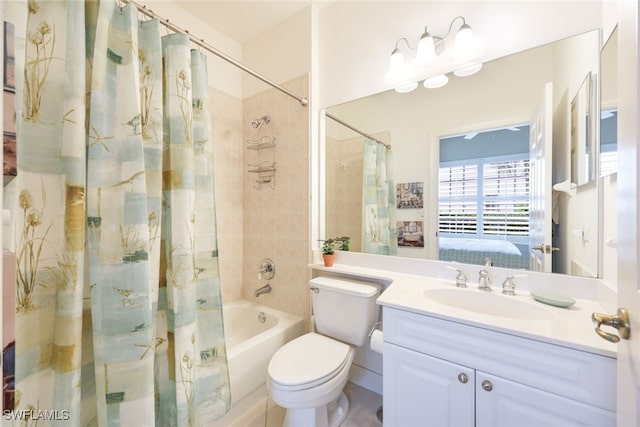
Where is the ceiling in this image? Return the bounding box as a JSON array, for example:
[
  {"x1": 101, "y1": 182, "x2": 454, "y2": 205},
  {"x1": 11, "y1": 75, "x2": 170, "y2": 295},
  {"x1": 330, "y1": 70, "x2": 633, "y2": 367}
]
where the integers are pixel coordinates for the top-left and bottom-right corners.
[{"x1": 174, "y1": 0, "x2": 314, "y2": 44}]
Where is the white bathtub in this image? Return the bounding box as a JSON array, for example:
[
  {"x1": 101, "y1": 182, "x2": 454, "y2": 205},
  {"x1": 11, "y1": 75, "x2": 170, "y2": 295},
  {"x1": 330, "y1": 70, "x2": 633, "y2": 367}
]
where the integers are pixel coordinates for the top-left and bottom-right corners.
[{"x1": 223, "y1": 300, "x2": 305, "y2": 405}]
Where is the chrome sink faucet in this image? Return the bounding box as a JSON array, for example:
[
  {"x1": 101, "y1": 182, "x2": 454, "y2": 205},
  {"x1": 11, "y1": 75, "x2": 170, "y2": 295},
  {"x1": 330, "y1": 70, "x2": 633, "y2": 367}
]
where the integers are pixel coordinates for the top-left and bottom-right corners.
[
  {"x1": 454, "y1": 269, "x2": 467, "y2": 288},
  {"x1": 502, "y1": 275, "x2": 516, "y2": 295},
  {"x1": 446, "y1": 264, "x2": 467, "y2": 288},
  {"x1": 501, "y1": 274, "x2": 526, "y2": 295},
  {"x1": 478, "y1": 269, "x2": 492, "y2": 291}
]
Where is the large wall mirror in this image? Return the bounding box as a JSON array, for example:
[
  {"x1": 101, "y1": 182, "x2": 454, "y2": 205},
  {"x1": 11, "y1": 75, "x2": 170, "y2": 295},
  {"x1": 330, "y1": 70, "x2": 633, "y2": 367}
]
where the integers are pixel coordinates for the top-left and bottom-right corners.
[{"x1": 322, "y1": 29, "x2": 603, "y2": 278}]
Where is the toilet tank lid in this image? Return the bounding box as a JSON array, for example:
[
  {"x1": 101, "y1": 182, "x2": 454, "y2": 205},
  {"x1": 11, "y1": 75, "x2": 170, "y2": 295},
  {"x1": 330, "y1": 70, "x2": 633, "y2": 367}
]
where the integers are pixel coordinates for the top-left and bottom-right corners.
[{"x1": 310, "y1": 277, "x2": 381, "y2": 297}]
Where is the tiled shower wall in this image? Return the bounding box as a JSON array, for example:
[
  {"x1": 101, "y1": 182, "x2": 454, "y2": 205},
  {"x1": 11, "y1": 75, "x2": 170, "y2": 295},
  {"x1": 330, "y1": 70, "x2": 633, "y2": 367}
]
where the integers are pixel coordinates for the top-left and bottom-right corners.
[
  {"x1": 325, "y1": 135, "x2": 364, "y2": 252},
  {"x1": 242, "y1": 74, "x2": 311, "y2": 325},
  {"x1": 325, "y1": 131, "x2": 390, "y2": 253},
  {"x1": 209, "y1": 74, "x2": 310, "y2": 325},
  {"x1": 211, "y1": 89, "x2": 244, "y2": 304}
]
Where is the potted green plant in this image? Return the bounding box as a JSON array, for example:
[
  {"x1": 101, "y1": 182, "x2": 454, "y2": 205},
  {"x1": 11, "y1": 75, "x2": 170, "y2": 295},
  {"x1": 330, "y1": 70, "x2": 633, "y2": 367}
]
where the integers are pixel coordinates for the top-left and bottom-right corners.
[
  {"x1": 320, "y1": 236, "x2": 350, "y2": 267},
  {"x1": 321, "y1": 238, "x2": 337, "y2": 267},
  {"x1": 337, "y1": 236, "x2": 351, "y2": 251}
]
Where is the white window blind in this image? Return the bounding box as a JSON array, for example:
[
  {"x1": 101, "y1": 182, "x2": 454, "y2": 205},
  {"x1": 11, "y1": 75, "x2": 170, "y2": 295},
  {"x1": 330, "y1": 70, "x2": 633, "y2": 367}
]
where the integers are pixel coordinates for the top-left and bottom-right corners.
[
  {"x1": 439, "y1": 165, "x2": 478, "y2": 234},
  {"x1": 439, "y1": 158, "x2": 530, "y2": 237},
  {"x1": 483, "y1": 160, "x2": 529, "y2": 236}
]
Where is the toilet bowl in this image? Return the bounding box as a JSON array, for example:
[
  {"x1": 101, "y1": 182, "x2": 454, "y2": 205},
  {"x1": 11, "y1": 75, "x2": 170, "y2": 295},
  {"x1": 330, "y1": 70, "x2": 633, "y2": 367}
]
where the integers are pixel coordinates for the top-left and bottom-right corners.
[
  {"x1": 267, "y1": 333, "x2": 356, "y2": 427},
  {"x1": 266, "y1": 276, "x2": 382, "y2": 427}
]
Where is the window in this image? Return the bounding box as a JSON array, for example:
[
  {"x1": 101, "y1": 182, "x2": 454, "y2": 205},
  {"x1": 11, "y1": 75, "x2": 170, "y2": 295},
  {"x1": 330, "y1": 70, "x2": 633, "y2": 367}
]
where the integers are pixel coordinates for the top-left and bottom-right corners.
[
  {"x1": 439, "y1": 156, "x2": 530, "y2": 238},
  {"x1": 438, "y1": 164, "x2": 478, "y2": 234}
]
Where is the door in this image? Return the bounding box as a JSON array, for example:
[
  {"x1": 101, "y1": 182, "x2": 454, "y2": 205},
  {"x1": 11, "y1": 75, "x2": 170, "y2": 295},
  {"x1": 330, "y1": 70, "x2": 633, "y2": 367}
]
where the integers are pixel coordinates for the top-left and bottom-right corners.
[
  {"x1": 529, "y1": 82, "x2": 553, "y2": 272},
  {"x1": 614, "y1": 2, "x2": 640, "y2": 425},
  {"x1": 383, "y1": 343, "x2": 474, "y2": 426},
  {"x1": 475, "y1": 372, "x2": 615, "y2": 426}
]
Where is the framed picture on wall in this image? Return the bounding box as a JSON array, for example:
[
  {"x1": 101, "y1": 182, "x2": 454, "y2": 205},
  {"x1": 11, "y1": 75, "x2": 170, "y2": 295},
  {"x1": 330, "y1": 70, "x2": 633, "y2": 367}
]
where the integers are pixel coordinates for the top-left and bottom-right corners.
[
  {"x1": 396, "y1": 182, "x2": 424, "y2": 208},
  {"x1": 3, "y1": 83, "x2": 17, "y2": 182},
  {"x1": 3, "y1": 21, "x2": 15, "y2": 91},
  {"x1": 3, "y1": 132, "x2": 16, "y2": 179},
  {"x1": 398, "y1": 220, "x2": 424, "y2": 247}
]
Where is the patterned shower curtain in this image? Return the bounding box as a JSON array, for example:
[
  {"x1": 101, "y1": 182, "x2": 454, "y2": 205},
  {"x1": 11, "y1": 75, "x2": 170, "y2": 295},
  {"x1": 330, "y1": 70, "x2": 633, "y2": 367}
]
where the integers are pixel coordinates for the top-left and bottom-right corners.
[
  {"x1": 12, "y1": 0, "x2": 230, "y2": 425},
  {"x1": 362, "y1": 140, "x2": 397, "y2": 255}
]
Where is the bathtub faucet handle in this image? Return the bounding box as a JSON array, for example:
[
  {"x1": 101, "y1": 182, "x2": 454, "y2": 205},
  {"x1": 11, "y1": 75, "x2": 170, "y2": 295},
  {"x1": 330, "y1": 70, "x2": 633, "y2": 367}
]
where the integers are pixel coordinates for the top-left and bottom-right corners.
[{"x1": 258, "y1": 258, "x2": 276, "y2": 280}]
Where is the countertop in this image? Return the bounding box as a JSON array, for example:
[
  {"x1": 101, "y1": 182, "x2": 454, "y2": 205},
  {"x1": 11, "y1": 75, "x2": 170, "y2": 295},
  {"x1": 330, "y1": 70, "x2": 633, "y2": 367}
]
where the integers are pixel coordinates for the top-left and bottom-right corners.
[{"x1": 310, "y1": 261, "x2": 618, "y2": 359}]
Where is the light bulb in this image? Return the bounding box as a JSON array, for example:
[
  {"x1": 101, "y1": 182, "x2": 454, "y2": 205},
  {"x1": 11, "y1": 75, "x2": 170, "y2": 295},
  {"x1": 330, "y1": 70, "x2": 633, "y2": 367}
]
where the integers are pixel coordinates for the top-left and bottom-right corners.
[
  {"x1": 423, "y1": 74, "x2": 449, "y2": 89},
  {"x1": 395, "y1": 81, "x2": 419, "y2": 93},
  {"x1": 453, "y1": 63, "x2": 483, "y2": 77},
  {"x1": 454, "y1": 23, "x2": 474, "y2": 60},
  {"x1": 389, "y1": 48, "x2": 406, "y2": 81},
  {"x1": 415, "y1": 31, "x2": 437, "y2": 67}
]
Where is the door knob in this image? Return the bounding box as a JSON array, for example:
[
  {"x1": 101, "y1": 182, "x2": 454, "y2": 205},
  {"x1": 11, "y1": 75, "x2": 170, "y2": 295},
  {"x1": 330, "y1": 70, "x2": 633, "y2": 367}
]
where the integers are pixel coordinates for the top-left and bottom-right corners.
[
  {"x1": 592, "y1": 308, "x2": 630, "y2": 343},
  {"x1": 457, "y1": 373, "x2": 468, "y2": 384},
  {"x1": 532, "y1": 244, "x2": 560, "y2": 254}
]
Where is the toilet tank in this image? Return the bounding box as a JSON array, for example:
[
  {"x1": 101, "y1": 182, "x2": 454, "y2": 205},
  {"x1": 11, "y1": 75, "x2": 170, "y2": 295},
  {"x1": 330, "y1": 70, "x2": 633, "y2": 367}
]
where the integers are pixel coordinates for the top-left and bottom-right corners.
[{"x1": 310, "y1": 276, "x2": 381, "y2": 347}]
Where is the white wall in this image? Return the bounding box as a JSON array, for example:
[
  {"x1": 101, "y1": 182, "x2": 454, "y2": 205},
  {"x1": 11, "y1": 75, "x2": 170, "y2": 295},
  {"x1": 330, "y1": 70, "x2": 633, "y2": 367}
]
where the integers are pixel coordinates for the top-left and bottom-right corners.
[
  {"x1": 139, "y1": 0, "x2": 244, "y2": 98},
  {"x1": 318, "y1": 1, "x2": 603, "y2": 109},
  {"x1": 243, "y1": 6, "x2": 312, "y2": 99}
]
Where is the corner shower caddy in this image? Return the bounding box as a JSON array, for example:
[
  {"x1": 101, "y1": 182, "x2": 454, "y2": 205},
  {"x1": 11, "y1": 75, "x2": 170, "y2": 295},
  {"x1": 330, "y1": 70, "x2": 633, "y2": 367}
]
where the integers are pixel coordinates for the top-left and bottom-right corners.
[{"x1": 247, "y1": 115, "x2": 276, "y2": 189}]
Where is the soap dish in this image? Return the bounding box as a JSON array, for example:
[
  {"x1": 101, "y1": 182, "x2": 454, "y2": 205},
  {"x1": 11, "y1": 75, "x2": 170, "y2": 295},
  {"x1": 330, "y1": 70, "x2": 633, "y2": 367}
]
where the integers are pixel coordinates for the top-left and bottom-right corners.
[{"x1": 530, "y1": 289, "x2": 576, "y2": 308}]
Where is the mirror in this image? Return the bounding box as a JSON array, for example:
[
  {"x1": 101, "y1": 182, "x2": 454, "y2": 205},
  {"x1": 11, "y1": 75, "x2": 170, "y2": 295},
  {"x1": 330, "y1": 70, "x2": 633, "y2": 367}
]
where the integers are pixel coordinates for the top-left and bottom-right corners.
[
  {"x1": 570, "y1": 72, "x2": 596, "y2": 186},
  {"x1": 323, "y1": 29, "x2": 601, "y2": 277},
  {"x1": 599, "y1": 26, "x2": 618, "y2": 284},
  {"x1": 600, "y1": 27, "x2": 617, "y2": 177}
]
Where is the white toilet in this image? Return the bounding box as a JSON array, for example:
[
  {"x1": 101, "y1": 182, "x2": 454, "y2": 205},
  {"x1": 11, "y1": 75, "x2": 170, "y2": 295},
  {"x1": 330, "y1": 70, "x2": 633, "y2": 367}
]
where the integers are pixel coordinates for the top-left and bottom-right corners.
[{"x1": 267, "y1": 276, "x2": 381, "y2": 427}]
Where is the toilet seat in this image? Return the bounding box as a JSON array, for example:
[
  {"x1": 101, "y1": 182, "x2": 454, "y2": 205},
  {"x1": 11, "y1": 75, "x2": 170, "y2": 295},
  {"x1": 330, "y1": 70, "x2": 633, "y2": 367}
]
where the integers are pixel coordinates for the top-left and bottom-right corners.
[{"x1": 268, "y1": 333, "x2": 351, "y2": 391}]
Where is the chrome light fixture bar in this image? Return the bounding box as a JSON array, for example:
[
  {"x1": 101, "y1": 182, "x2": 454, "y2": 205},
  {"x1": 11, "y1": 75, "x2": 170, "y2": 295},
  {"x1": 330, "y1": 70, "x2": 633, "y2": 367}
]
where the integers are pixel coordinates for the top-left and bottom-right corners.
[{"x1": 388, "y1": 16, "x2": 483, "y2": 93}]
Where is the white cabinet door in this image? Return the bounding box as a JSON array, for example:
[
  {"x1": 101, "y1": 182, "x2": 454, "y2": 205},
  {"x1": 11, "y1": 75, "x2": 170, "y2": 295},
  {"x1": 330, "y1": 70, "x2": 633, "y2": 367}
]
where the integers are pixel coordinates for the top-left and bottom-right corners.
[
  {"x1": 476, "y1": 372, "x2": 615, "y2": 427},
  {"x1": 383, "y1": 343, "x2": 474, "y2": 427}
]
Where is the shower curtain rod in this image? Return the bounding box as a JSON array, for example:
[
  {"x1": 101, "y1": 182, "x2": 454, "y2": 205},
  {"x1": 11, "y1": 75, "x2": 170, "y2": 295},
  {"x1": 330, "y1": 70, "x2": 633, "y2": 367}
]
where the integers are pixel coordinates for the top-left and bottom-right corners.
[
  {"x1": 124, "y1": 0, "x2": 309, "y2": 107},
  {"x1": 325, "y1": 113, "x2": 390, "y2": 149}
]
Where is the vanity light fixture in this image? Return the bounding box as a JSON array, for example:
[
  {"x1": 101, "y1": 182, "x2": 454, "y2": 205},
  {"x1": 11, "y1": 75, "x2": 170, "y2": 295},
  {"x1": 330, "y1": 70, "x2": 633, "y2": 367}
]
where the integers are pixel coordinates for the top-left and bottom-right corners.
[{"x1": 388, "y1": 16, "x2": 482, "y2": 93}]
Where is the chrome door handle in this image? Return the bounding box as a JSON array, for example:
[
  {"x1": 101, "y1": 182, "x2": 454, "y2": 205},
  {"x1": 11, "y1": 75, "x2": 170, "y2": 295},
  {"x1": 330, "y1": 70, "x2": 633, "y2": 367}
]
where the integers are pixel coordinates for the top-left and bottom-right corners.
[
  {"x1": 592, "y1": 308, "x2": 631, "y2": 343},
  {"x1": 532, "y1": 244, "x2": 560, "y2": 253}
]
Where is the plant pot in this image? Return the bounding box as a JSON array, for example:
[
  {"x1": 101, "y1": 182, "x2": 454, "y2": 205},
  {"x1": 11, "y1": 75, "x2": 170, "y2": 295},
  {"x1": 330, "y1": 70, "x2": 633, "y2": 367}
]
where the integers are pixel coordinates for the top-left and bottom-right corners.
[{"x1": 322, "y1": 253, "x2": 336, "y2": 267}]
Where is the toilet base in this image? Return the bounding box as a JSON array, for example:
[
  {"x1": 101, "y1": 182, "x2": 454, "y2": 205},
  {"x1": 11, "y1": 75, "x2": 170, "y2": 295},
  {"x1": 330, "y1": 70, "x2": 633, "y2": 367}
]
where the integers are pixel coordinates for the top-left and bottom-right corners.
[{"x1": 282, "y1": 391, "x2": 350, "y2": 427}]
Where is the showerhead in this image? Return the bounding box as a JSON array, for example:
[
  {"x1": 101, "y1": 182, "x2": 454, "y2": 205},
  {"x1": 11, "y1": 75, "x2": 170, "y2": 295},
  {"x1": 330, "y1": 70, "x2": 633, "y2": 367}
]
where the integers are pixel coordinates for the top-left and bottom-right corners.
[{"x1": 251, "y1": 115, "x2": 271, "y2": 128}]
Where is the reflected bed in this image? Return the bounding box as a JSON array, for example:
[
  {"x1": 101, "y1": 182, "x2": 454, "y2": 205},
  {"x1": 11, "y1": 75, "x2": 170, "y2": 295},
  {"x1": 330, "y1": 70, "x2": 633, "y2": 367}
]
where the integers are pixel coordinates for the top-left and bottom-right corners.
[{"x1": 439, "y1": 237, "x2": 524, "y2": 268}]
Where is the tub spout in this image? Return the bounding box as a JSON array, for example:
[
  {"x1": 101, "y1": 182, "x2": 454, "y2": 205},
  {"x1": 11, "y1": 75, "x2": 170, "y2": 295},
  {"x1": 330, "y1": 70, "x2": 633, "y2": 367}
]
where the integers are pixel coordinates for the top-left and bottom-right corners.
[{"x1": 255, "y1": 283, "x2": 272, "y2": 297}]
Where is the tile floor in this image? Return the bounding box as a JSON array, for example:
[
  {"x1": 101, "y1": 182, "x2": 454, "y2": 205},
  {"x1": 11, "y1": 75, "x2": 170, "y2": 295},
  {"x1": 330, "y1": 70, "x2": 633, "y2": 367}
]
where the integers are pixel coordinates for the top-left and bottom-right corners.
[
  {"x1": 220, "y1": 382, "x2": 382, "y2": 427},
  {"x1": 341, "y1": 382, "x2": 383, "y2": 427}
]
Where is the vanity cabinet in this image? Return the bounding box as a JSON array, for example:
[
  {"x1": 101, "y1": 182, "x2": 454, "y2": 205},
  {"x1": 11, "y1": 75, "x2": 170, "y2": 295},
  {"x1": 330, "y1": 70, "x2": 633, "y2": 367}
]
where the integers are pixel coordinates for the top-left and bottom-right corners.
[{"x1": 382, "y1": 307, "x2": 616, "y2": 426}]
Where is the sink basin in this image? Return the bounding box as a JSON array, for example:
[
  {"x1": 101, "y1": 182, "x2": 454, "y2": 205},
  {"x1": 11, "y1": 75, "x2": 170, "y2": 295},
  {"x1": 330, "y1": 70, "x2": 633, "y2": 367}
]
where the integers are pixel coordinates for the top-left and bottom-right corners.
[{"x1": 424, "y1": 287, "x2": 554, "y2": 320}]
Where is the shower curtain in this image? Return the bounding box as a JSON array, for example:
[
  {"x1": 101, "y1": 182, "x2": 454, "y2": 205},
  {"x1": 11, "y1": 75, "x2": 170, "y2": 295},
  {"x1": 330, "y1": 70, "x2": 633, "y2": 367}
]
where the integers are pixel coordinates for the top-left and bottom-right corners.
[
  {"x1": 362, "y1": 140, "x2": 397, "y2": 255},
  {"x1": 12, "y1": 1, "x2": 230, "y2": 425}
]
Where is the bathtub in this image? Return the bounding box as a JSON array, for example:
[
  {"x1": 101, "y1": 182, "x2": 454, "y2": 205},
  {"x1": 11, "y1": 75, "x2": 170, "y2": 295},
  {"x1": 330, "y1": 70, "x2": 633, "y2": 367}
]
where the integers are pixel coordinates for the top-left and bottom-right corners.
[{"x1": 223, "y1": 300, "x2": 305, "y2": 405}]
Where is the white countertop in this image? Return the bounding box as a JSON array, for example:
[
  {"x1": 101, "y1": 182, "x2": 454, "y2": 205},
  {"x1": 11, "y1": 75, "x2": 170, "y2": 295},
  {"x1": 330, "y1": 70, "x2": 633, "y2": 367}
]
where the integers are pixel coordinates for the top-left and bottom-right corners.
[{"x1": 311, "y1": 260, "x2": 618, "y2": 359}]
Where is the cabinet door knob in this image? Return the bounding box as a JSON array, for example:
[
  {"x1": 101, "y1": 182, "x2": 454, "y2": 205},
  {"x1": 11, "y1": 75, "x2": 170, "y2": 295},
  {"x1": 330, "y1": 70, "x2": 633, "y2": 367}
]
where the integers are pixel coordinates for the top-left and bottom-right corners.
[
  {"x1": 481, "y1": 380, "x2": 493, "y2": 391},
  {"x1": 457, "y1": 373, "x2": 468, "y2": 384}
]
